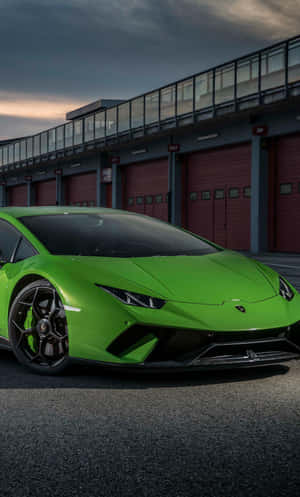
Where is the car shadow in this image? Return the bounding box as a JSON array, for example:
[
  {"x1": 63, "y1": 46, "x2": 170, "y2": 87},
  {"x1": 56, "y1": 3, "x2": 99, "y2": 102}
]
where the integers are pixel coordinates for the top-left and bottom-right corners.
[{"x1": 0, "y1": 349, "x2": 290, "y2": 390}]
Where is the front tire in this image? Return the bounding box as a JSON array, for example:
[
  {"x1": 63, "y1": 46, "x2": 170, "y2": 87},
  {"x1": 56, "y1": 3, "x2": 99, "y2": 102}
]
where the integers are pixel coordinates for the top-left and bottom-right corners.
[{"x1": 9, "y1": 279, "x2": 70, "y2": 375}]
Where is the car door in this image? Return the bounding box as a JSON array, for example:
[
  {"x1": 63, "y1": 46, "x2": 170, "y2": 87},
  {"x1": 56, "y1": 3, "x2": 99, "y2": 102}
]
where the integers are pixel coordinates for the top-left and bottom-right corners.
[{"x1": 0, "y1": 219, "x2": 22, "y2": 338}]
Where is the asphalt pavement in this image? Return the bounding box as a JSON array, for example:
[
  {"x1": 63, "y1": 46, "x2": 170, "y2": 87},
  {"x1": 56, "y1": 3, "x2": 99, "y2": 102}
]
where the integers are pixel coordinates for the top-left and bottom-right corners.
[{"x1": 1, "y1": 253, "x2": 300, "y2": 497}]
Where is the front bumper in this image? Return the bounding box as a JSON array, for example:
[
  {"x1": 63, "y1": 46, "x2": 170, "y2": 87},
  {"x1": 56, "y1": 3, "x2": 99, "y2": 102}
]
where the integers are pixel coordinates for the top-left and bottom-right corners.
[
  {"x1": 76, "y1": 322, "x2": 300, "y2": 371},
  {"x1": 66, "y1": 290, "x2": 300, "y2": 367},
  {"x1": 168, "y1": 337, "x2": 300, "y2": 369},
  {"x1": 71, "y1": 338, "x2": 300, "y2": 372}
]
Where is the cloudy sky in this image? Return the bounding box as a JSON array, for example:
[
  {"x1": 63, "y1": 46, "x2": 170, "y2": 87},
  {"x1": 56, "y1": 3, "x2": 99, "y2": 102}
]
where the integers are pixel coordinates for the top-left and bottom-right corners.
[{"x1": 0, "y1": 0, "x2": 299, "y2": 139}]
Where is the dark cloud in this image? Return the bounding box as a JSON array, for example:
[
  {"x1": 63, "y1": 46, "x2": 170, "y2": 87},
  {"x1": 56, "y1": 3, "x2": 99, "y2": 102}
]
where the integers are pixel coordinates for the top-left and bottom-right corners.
[{"x1": 0, "y1": 0, "x2": 299, "y2": 136}]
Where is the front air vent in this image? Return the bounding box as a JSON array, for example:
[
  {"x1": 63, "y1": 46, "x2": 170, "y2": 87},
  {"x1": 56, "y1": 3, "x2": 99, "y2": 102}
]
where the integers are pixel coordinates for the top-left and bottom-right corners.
[
  {"x1": 107, "y1": 323, "x2": 300, "y2": 364},
  {"x1": 107, "y1": 325, "x2": 212, "y2": 362},
  {"x1": 107, "y1": 325, "x2": 155, "y2": 358}
]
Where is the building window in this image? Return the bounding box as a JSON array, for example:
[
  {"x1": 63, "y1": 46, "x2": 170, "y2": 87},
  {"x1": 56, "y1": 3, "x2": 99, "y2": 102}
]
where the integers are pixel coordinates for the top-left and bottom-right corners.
[
  {"x1": 243, "y1": 186, "x2": 251, "y2": 198},
  {"x1": 74, "y1": 121, "x2": 82, "y2": 145},
  {"x1": 261, "y1": 46, "x2": 285, "y2": 91},
  {"x1": 190, "y1": 192, "x2": 198, "y2": 201},
  {"x1": 289, "y1": 40, "x2": 300, "y2": 84},
  {"x1": 8, "y1": 144, "x2": 14, "y2": 164},
  {"x1": 95, "y1": 112, "x2": 106, "y2": 139},
  {"x1": 145, "y1": 195, "x2": 153, "y2": 205},
  {"x1": 84, "y1": 115, "x2": 94, "y2": 142},
  {"x1": 131, "y1": 97, "x2": 144, "y2": 129},
  {"x1": 26, "y1": 137, "x2": 33, "y2": 159},
  {"x1": 229, "y1": 188, "x2": 239, "y2": 199},
  {"x1": 128, "y1": 197, "x2": 134, "y2": 206},
  {"x1": 237, "y1": 56, "x2": 259, "y2": 98},
  {"x1": 48, "y1": 129, "x2": 56, "y2": 152},
  {"x1": 160, "y1": 85, "x2": 176, "y2": 121},
  {"x1": 177, "y1": 78, "x2": 193, "y2": 115},
  {"x1": 106, "y1": 108, "x2": 117, "y2": 136},
  {"x1": 215, "y1": 189, "x2": 225, "y2": 199},
  {"x1": 215, "y1": 64, "x2": 235, "y2": 105},
  {"x1": 136, "y1": 196, "x2": 144, "y2": 205},
  {"x1": 20, "y1": 140, "x2": 26, "y2": 161},
  {"x1": 41, "y1": 132, "x2": 48, "y2": 155},
  {"x1": 201, "y1": 191, "x2": 210, "y2": 200},
  {"x1": 155, "y1": 194, "x2": 163, "y2": 204},
  {"x1": 118, "y1": 102, "x2": 130, "y2": 133},
  {"x1": 145, "y1": 91, "x2": 159, "y2": 125},
  {"x1": 165, "y1": 193, "x2": 169, "y2": 203},
  {"x1": 56, "y1": 126, "x2": 64, "y2": 150},
  {"x1": 280, "y1": 183, "x2": 292, "y2": 195},
  {"x1": 65, "y1": 123, "x2": 73, "y2": 148},
  {"x1": 89, "y1": 200, "x2": 95, "y2": 207},
  {"x1": 195, "y1": 71, "x2": 213, "y2": 110},
  {"x1": 33, "y1": 135, "x2": 40, "y2": 157},
  {"x1": 14, "y1": 142, "x2": 20, "y2": 163},
  {"x1": 3, "y1": 147, "x2": 8, "y2": 165}
]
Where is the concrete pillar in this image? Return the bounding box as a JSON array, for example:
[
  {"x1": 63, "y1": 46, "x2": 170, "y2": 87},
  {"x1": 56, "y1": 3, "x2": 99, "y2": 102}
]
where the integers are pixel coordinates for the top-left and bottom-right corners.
[
  {"x1": 96, "y1": 153, "x2": 109, "y2": 207},
  {"x1": 56, "y1": 173, "x2": 63, "y2": 206},
  {"x1": 0, "y1": 185, "x2": 6, "y2": 207},
  {"x1": 250, "y1": 136, "x2": 269, "y2": 254},
  {"x1": 112, "y1": 163, "x2": 122, "y2": 209},
  {"x1": 168, "y1": 151, "x2": 182, "y2": 226},
  {"x1": 27, "y1": 181, "x2": 35, "y2": 207}
]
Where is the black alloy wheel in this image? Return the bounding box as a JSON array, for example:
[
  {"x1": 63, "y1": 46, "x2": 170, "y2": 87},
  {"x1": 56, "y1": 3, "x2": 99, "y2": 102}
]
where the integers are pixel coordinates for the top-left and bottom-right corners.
[{"x1": 9, "y1": 279, "x2": 70, "y2": 375}]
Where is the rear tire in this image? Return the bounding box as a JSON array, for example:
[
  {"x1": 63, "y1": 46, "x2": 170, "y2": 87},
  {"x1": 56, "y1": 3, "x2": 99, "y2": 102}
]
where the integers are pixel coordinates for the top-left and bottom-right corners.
[{"x1": 9, "y1": 279, "x2": 70, "y2": 375}]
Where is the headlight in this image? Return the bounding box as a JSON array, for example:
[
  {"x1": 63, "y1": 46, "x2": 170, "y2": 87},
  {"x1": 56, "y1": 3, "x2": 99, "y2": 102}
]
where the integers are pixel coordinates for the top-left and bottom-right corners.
[
  {"x1": 279, "y1": 277, "x2": 294, "y2": 301},
  {"x1": 96, "y1": 284, "x2": 166, "y2": 309}
]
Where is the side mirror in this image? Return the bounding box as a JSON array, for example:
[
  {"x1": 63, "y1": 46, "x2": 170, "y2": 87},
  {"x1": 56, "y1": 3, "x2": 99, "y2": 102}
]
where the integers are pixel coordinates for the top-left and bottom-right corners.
[{"x1": 0, "y1": 257, "x2": 9, "y2": 268}]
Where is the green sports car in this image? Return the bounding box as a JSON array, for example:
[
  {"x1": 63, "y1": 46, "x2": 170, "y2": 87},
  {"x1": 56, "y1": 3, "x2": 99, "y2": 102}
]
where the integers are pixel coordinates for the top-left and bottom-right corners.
[{"x1": 0, "y1": 206, "x2": 299, "y2": 375}]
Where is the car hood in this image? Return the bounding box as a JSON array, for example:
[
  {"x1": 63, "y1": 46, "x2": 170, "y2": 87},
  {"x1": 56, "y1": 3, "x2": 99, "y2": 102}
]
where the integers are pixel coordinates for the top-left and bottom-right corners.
[{"x1": 57, "y1": 250, "x2": 279, "y2": 305}]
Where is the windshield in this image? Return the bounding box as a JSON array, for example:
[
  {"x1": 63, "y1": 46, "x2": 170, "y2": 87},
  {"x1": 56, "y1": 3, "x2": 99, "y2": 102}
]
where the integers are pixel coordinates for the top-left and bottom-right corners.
[{"x1": 20, "y1": 213, "x2": 219, "y2": 258}]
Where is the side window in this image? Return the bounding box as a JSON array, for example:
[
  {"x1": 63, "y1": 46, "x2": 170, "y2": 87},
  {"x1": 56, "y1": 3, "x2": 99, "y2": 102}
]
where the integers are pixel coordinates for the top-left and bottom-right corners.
[
  {"x1": 14, "y1": 238, "x2": 37, "y2": 263},
  {"x1": 0, "y1": 220, "x2": 20, "y2": 262}
]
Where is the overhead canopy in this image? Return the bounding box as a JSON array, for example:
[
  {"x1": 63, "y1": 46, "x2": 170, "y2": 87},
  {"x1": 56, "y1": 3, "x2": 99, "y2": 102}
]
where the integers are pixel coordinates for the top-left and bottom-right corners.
[{"x1": 66, "y1": 99, "x2": 125, "y2": 121}]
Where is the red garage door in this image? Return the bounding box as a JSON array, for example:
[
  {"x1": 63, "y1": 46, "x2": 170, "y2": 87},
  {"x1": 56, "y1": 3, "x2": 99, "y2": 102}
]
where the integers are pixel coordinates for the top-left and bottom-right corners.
[
  {"x1": 106, "y1": 184, "x2": 112, "y2": 208},
  {"x1": 272, "y1": 133, "x2": 300, "y2": 252},
  {"x1": 35, "y1": 179, "x2": 56, "y2": 206},
  {"x1": 124, "y1": 159, "x2": 168, "y2": 222},
  {"x1": 187, "y1": 144, "x2": 251, "y2": 250},
  {"x1": 65, "y1": 172, "x2": 97, "y2": 207},
  {"x1": 8, "y1": 184, "x2": 27, "y2": 206}
]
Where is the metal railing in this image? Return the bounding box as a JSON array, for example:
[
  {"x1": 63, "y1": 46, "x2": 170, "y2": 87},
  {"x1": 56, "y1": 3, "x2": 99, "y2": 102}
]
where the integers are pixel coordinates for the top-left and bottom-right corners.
[{"x1": 0, "y1": 35, "x2": 300, "y2": 169}]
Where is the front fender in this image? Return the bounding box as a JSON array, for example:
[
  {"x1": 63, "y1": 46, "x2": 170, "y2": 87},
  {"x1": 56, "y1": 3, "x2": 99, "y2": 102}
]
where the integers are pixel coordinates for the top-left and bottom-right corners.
[{"x1": 5, "y1": 255, "x2": 134, "y2": 361}]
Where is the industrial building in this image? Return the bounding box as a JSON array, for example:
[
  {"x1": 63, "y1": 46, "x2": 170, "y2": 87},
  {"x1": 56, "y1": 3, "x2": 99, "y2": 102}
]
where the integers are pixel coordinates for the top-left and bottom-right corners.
[{"x1": 0, "y1": 35, "x2": 300, "y2": 254}]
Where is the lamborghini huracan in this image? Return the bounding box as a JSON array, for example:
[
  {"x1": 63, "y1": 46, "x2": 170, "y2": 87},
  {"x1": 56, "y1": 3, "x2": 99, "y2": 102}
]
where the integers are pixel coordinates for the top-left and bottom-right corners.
[{"x1": 0, "y1": 206, "x2": 299, "y2": 375}]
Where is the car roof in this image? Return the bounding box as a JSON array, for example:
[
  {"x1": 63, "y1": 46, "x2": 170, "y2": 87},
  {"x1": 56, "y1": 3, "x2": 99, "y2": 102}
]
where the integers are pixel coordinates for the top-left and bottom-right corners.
[{"x1": 0, "y1": 206, "x2": 129, "y2": 219}]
